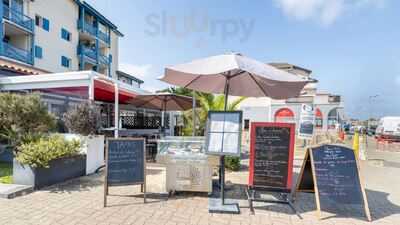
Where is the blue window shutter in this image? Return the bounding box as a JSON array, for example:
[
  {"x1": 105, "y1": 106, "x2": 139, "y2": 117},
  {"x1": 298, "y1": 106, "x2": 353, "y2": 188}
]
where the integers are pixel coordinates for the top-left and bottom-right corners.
[
  {"x1": 34, "y1": 46, "x2": 42, "y2": 59},
  {"x1": 109, "y1": 54, "x2": 112, "y2": 63},
  {"x1": 61, "y1": 29, "x2": 66, "y2": 39},
  {"x1": 61, "y1": 56, "x2": 70, "y2": 67},
  {"x1": 61, "y1": 28, "x2": 71, "y2": 41},
  {"x1": 43, "y1": 18, "x2": 50, "y2": 31}
]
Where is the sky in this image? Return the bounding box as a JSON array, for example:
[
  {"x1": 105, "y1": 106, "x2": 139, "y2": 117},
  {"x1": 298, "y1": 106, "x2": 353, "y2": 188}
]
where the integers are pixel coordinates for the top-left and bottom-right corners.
[{"x1": 86, "y1": 0, "x2": 400, "y2": 120}]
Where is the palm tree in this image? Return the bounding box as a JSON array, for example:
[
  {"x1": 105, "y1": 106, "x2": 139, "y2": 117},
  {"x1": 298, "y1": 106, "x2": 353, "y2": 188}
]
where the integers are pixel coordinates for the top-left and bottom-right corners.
[{"x1": 160, "y1": 87, "x2": 246, "y2": 136}]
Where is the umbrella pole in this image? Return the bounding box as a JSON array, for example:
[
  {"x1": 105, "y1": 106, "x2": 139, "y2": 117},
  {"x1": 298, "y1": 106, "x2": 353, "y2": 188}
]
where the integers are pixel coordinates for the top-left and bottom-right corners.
[
  {"x1": 192, "y1": 91, "x2": 196, "y2": 136},
  {"x1": 220, "y1": 77, "x2": 230, "y2": 205}
]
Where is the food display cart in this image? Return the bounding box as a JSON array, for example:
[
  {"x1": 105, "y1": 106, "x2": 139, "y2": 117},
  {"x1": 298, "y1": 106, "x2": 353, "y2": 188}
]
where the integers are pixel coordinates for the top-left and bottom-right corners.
[{"x1": 156, "y1": 136, "x2": 219, "y2": 193}]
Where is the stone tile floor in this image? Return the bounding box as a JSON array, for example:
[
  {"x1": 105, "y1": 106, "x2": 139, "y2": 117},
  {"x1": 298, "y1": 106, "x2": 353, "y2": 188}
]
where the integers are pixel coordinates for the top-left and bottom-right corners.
[{"x1": 1, "y1": 140, "x2": 400, "y2": 225}]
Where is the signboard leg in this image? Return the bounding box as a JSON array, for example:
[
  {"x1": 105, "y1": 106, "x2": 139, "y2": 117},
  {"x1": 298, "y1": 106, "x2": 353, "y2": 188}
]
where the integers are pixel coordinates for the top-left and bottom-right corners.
[
  {"x1": 104, "y1": 183, "x2": 108, "y2": 207},
  {"x1": 220, "y1": 156, "x2": 225, "y2": 204},
  {"x1": 245, "y1": 187, "x2": 255, "y2": 214}
]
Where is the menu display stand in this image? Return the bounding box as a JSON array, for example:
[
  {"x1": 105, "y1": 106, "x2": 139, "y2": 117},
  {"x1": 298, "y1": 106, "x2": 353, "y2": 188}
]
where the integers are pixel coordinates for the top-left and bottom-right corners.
[
  {"x1": 247, "y1": 122, "x2": 299, "y2": 216},
  {"x1": 295, "y1": 144, "x2": 371, "y2": 221},
  {"x1": 205, "y1": 111, "x2": 242, "y2": 214},
  {"x1": 104, "y1": 138, "x2": 146, "y2": 207}
]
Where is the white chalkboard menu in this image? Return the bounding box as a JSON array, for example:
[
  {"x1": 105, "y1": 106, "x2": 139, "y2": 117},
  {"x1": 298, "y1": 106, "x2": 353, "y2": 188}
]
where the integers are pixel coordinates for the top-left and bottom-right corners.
[
  {"x1": 104, "y1": 138, "x2": 146, "y2": 206},
  {"x1": 205, "y1": 111, "x2": 242, "y2": 157}
]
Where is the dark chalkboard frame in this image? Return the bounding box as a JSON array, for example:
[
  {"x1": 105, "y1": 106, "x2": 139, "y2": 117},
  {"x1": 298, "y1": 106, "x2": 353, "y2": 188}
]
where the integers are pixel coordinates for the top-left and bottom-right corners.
[
  {"x1": 246, "y1": 122, "x2": 298, "y2": 216},
  {"x1": 248, "y1": 122, "x2": 295, "y2": 191},
  {"x1": 104, "y1": 138, "x2": 146, "y2": 207},
  {"x1": 295, "y1": 145, "x2": 371, "y2": 221}
]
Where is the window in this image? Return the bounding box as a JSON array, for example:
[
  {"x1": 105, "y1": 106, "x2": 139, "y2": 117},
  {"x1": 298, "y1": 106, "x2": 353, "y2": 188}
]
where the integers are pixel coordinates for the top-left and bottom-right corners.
[
  {"x1": 61, "y1": 28, "x2": 71, "y2": 41},
  {"x1": 34, "y1": 46, "x2": 43, "y2": 59},
  {"x1": 43, "y1": 18, "x2": 50, "y2": 31},
  {"x1": 35, "y1": 15, "x2": 50, "y2": 31},
  {"x1": 61, "y1": 56, "x2": 71, "y2": 68}
]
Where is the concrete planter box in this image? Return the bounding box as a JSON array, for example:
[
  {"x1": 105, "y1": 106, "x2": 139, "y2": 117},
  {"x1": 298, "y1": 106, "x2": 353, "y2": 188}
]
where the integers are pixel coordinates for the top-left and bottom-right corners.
[
  {"x1": 13, "y1": 155, "x2": 86, "y2": 189},
  {"x1": 63, "y1": 134, "x2": 105, "y2": 175}
]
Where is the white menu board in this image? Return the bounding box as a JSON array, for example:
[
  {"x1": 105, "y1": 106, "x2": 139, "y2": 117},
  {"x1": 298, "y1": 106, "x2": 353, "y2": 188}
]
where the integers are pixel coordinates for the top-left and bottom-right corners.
[{"x1": 205, "y1": 111, "x2": 242, "y2": 156}]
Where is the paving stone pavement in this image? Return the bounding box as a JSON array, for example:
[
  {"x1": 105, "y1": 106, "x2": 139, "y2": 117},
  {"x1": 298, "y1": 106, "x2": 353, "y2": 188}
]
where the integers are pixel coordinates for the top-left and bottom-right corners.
[{"x1": 1, "y1": 141, "x2": 400, "y2": 225}]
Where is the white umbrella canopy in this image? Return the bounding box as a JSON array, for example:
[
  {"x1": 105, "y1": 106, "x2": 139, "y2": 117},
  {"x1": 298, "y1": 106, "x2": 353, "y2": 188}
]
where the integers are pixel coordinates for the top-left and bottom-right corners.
[
  {"x1": 160, "y1": 53, "x2": 312, "y2": 99},
  {"x1": 127, "y1": 93, "x2": 198, "y2": 111}
]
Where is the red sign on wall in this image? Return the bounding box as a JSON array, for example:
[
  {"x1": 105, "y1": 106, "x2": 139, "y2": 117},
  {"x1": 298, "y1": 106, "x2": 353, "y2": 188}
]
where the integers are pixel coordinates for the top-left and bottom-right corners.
[{"x1": 248, "y1": 122, "x2": 295, "y2": 192}]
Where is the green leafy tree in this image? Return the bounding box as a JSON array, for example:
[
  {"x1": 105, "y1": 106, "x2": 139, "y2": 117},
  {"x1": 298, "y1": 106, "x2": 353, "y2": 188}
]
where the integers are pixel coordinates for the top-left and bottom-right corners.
[{"x1": 0, "y1": 93, "x2": 56, "y2": 148}]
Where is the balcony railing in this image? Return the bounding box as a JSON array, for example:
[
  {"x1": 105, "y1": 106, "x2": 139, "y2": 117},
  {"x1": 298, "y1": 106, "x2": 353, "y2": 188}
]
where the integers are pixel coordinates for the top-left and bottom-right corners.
[
  {"x1": 78, "y1": 45, "x2": 97, "y2": 62},
  {"x1": 98, "y1": 30, "x2": 110, "y2": 44},
  {"x1": 77, "y1": 19, "x2": 110, "y2": 45},
  {"x1": 2, "y1": 41, "x2": 33, "y2": 64},
  {"x1": 3, "y1": 5, "x2": 34, "y2": 32},
  {"x1": 98, "y1": 53, "x2": 109, "y2": 65}
]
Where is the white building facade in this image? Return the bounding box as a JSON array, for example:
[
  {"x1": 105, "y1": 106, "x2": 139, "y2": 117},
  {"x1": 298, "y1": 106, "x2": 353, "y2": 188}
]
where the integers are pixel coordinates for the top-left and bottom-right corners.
[
  {"x1": 238, "y1": 63, "x2": 345, "y2": 132},
  {"x1": 0, "y1": 0, "x2": 122, "y2": 78}
]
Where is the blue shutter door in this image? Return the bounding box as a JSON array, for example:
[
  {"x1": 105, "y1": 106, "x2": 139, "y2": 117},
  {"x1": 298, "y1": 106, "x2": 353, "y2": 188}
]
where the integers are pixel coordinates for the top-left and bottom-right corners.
[
  {"x1": 43, "y1": 18, "x2": 50, "y2": 31},
  {"x1": 34, "y1": 46, "x2": 42, "y2": 59}
]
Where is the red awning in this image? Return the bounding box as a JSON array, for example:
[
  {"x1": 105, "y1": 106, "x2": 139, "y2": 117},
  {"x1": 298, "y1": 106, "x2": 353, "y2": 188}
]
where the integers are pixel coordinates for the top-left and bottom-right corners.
[
  {"x1": 94, "y1": 79, "x2": 137, "y2": 103},
  {"x1": 34, "y1": 79, "x2": 137, "y2": 104}
]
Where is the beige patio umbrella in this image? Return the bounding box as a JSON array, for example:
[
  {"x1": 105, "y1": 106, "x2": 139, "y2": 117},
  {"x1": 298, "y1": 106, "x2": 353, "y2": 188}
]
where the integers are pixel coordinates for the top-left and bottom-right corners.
[
  {"x1": 159, "y1": 52, "x2": 313, "y2": 212},
  {"x1": 127, "y1": 93, "x2": 199, "y2": 135}
]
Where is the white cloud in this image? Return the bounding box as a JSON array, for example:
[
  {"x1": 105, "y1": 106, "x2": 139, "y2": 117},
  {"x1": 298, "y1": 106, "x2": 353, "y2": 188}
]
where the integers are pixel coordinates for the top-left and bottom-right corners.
[
  {"x1": 274, "y1": 0, "x2": 386, "y2": 26},
  {"x1": 119, "y1": 63, "x2": 165, "y2": 92}
]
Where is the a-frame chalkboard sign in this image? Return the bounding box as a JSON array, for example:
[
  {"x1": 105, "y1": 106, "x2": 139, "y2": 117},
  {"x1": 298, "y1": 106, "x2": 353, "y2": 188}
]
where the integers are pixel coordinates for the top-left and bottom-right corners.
[
  {"x1": 247, "y1": 122, "x2": 297, "y2": 215},
  {"x1": 104, "y1": 138, "x2": 146, "y2": 207},
  {"x1": 295, "y1": 144, "x2": 371, "y2": 221}
]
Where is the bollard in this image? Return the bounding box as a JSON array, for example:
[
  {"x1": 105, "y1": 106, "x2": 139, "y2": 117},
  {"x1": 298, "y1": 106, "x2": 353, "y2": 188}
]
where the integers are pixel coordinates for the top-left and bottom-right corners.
[
  {"x1": 359, "y1": 133, "x2": 367, "y2": 160},
  {"x1": 353, "y1": 131, "x2": 360, "y2": 159}
]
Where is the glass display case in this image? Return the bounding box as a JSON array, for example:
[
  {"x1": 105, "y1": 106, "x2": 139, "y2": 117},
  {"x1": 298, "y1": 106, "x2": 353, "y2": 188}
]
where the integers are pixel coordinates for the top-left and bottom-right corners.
[{"x1": 156, "y1": 136, "x2": 219, "y2": 193}]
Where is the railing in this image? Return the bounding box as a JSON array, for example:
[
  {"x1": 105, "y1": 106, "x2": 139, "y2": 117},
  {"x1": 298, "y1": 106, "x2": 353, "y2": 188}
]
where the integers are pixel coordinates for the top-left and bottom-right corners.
[
  {"x1": 2, "y1": 41, "x2": 33, "y2": 64},
  {"x1": 78, "y1": 45, "x2": 97, "y2": 61},
  {"x1": 77, "y1": 19, "x2": 110, "y2": 45},
  {"x1": 77, "y1": 19, "x2": 97, "y2": 37},
  {"x1": 98, "y1": 30, "x2": 110, "y2": 44},
  {"x1": 3, "y1": 5, "x2": 33, "y2": 32},
  {"x1": 98, "y1": 53, "x2": 109, "y2": 65}
]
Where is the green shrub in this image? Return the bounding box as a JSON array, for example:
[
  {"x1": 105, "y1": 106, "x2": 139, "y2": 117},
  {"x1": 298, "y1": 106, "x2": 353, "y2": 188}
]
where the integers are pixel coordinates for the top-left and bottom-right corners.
[
  {"x1": 16, "y1": 135, "x2": 81, "y2": 168},
  {"x1": 63, "y1": 102, "x2": 102, "y2": 136},
  {"x1": 0, "y1": 93, "x2": 56, "y2": 147},
  {"x1": 224, "y1": 156, "x2": 240, "y2": 171},
  {"x1": 0, "y1": 163, "x2": 12, "y2": 184}
]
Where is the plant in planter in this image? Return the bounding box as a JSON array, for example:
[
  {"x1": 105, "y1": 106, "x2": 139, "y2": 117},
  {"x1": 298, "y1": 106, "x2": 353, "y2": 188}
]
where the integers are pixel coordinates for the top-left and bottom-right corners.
[
  {"x1": 63, "y1": 102, "x2": 105, "y2": 174},
  {"x1": 0, "y1": 93, "x2": 56, "y2": 163},
  {"x1": 13, "y1": 135, "x2": 85, "y2": 189}
]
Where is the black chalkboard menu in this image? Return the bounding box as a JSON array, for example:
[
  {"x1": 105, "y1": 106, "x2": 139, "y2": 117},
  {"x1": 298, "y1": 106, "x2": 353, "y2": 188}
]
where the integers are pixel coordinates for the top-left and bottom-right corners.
[
  {"x1": 249, "y1": 122, "x2": 295, "y2": 192},
  {"x1": 104, "y1": 138, "x2": 146, "y2": 206},
  {"x1": 295, "y1": 144, "x2": 371, "y2": 221}
]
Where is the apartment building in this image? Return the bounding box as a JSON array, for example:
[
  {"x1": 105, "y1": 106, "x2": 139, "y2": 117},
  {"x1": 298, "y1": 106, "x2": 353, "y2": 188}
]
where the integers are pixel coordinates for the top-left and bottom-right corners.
[{"x1": 0, "y1": 0, "x2": 122, "y2": 78}]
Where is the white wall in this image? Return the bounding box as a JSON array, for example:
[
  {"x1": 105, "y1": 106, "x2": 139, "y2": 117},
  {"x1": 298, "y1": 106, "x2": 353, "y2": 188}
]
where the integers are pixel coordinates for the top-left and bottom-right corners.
[
  {"x1": 110, "y1": 31, "x2": 119, "y2": 78},
  {"x1": 27, "y1": 0, "x2": 79, "y2": 73},
  {"x1": 24, "y1": 0, "x2": 119, "y2": 76}
]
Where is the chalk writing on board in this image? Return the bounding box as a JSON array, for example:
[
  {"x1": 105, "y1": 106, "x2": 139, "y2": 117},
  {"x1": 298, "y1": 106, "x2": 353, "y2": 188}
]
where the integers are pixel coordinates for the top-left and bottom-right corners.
[
  {"x1": 250, "y1": 124, "x2": 294, "y2": 190},
  {"x1": 107, "y1": 139, "x2": 144, "y2": 186}
]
